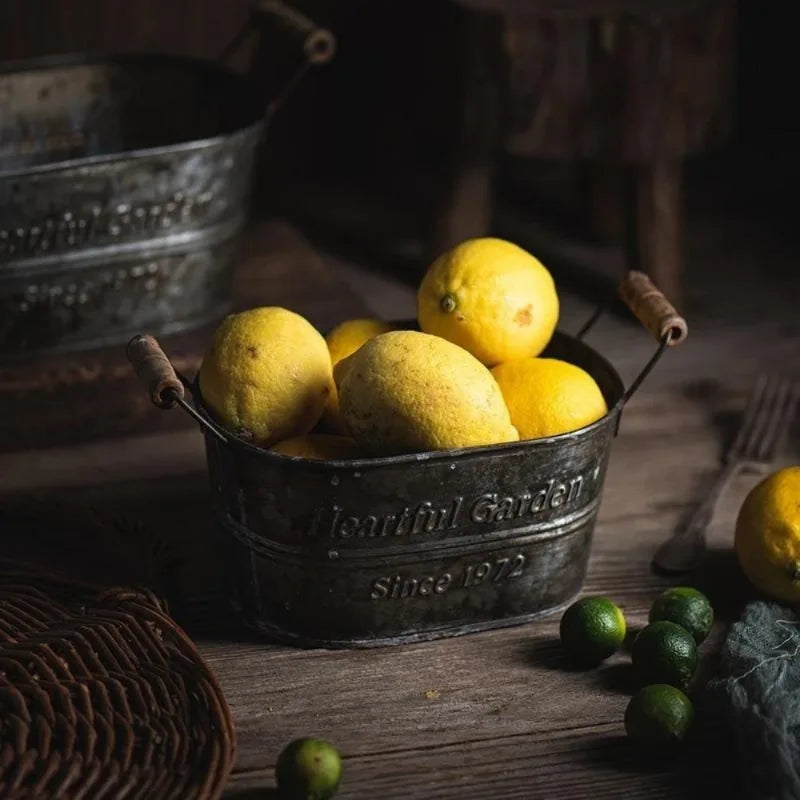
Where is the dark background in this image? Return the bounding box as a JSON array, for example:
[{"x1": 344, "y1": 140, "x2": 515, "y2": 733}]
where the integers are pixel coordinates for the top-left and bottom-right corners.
[{"x1": 0, "y1": 0, "x2": 795, "y2": 287}]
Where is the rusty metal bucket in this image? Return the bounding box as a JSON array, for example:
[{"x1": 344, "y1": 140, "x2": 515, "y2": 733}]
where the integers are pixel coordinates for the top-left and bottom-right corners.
[
  {"x1": 0, "y1": 1, "x2": 335, "y2": 361},
  {"x1": 128, "y1": 271, "x2": 687, "y2": 648}
]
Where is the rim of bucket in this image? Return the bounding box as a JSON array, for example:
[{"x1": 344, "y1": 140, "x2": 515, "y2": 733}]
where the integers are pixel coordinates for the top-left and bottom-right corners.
[
  {"x1": 192, "y1": 327, "x2": 626, "y2": 470},
  {"x1": 0, "y1": 51, "x2": 267, "y2": 180}
]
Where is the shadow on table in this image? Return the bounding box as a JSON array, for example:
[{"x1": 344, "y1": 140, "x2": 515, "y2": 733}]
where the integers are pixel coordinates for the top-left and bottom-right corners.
[
  {"x1": 224, "y1": 789, "x2": 279, "y2": 799},
  {"x1": 592, "y1": 662, "x2": 637, "y2": 695},
  {"x1": 579, "y1": 731, "x2": 746, "y2": 800},
  {"x1": 514, "y1": 635, "x2": 571, "y2": 670},
  {"x1": 657, "y1": 545, "x2": 752, "y2": 625},
  {"x1": 0, "y1": 488, "x2": 265, "y2": 644},
  {"x1": 514, "y1": 634, "x2": 637, "y2": 693}
]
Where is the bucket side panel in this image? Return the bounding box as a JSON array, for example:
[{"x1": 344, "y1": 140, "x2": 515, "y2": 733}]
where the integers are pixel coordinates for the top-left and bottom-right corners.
[{"x1": 220, "y1": 516, "x2": 595, "y2": 647}]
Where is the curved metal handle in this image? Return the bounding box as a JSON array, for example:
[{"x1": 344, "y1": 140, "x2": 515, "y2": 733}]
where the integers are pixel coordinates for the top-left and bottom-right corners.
[
  {"x1": 126, "y1": 335, "x2": 184, "y2": 408},
  {"x1": 252, "y1": 0, "x2": 336, "y2": 65},
  {"x1": 617, "y1": 270, "x2": 688, "y2": 346},
  {"x1": 126, "y1": 334, "x2": 228, "y2": 443},
  {"x1": 217, "y1": 0, "x2": 336, "y2": 132},
  {"x1": 576, "y1": 271, "x2": 688, "y2": 410},
  {"x1": 617, "y1": 271, "x2": 688, "y2": 406},
  {"x1": 219, "y1": 0, "x2": 336, "y2": 68}
]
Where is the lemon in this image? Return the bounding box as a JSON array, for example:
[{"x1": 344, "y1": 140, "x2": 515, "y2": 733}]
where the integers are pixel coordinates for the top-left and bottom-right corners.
[
  {"x1": 559, "y1": 596, "x2": 627, "y2": 665},
  {"x1": 326, "y1": 318, "x2": 394, "y2": 365},
  {"x1": 417, "y1": 237, "x2": 559, "y2": 366},
  {"x1": 271, "y1": 433, "x2": 363, "y2": 460},
  {"x1": 735, "y1": 466, "x2": 800, "y2": 604},
  {"x1": 491, "y1": 357, "x2": 607, "y2": 439},
  {"x1": 322, "y1": 318, "x2": 393, "y2": 433},
  {"x1": 334, "y1": 330, "x2": 519, "y2": 455},
  {"x1": 198, "y1": 307, "x2": 333, "y2": 446}
]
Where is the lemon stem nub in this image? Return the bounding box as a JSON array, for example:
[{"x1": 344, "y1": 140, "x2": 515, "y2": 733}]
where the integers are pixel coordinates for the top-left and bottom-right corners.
[{"x1": 440, "y1": 294, "x2": 457, "y2": 313}]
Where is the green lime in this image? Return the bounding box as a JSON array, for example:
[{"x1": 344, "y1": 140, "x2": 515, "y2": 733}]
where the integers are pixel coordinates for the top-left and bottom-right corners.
[
  {"x1": 559, "y1": 596, "x2": 627, "y2": 665},
  {"x1": 631, "y1": 621, "x2": 697, "y2": 689},
  {"x1": 649, "y1": 586, "x2": 714, "y2": 644},
  {"x1": 624, "y1": 684, "x2": 694, "y2": 746},
  {"x1": 276, "y1": 737, "x2": 342, "y2": 800}
]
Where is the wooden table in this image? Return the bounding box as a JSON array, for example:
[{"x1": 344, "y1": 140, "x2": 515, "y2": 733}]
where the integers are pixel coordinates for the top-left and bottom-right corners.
[
  {"x1": 3, "y1": 220, "x2": 798, "y2": 798},
  {"x1": 436, "y1": 0, "x2": 737, "y2": 309}
]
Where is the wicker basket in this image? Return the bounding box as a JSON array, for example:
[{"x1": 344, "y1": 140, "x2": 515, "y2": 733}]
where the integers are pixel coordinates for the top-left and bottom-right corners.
[{"x1": 0, "y1": 560, "x2": 235, "y2": 799}]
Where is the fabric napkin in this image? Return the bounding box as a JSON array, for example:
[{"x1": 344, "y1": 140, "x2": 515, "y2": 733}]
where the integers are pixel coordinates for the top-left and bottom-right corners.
[{"x1": 704, "y1": 601, "x2": 800, "y2": 800}]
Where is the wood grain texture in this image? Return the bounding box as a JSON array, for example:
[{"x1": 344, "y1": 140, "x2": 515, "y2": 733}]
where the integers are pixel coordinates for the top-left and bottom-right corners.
[
  {"x1": 455, "y1": 0, "x2": 721, "y2": 13},
  {"x1": 498, "y1": 1, "x2": 736, "y2": 162},
  {"x1": 1, "y1": 237, "x2": 798, "y2": 797},
  {"x1": 2, "y1": 356, "x2": 795, "y2": 797},
  {"x1": 632, "y1": 161, "x2": 685, "y2": 312},
  {"x1": 126, "y1": 333, "x2": 186, "y2": 407},
  {"x1": 618, "y1": 268, "x2": 688, "y2": 344}
]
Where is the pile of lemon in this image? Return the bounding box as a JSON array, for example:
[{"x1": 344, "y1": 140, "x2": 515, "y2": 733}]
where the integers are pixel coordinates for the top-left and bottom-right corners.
[{"x1": 198, "y1": 237, "x2": 608, "y2": 459}]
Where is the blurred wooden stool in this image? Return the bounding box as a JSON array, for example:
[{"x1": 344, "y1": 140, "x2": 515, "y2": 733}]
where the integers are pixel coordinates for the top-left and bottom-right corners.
[{"x1": 437, "y1": 0, "x2": 737, "y2": 307}]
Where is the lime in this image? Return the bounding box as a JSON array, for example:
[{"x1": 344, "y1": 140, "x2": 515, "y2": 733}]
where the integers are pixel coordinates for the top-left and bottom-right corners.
[
  {"x1": 276, "y1": 737, "x2": 342, "y2": 800},
  {"x1": 625, "y1": 684, "x2": 694, "y2": 746},
  {"x1": 631, "y1": 621, "x2": 697, "y2": 689},
  {"x1": 649, "y1": 587, "x2": 714, "y2": 644},
  {"x1": 559, "y1": 596, "x2": 627, "y2": 665}
]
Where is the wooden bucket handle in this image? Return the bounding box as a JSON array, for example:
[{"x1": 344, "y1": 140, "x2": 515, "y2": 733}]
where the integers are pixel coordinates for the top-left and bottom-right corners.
[{"x1": 617, "y1": 270, "x2": 688, "y2": 346}]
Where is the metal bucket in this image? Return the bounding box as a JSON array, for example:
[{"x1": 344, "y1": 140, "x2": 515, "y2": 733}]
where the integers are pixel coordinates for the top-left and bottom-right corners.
[
  {"x1": 0, "y1": 1, "x2": 335, "y2": 361},
  {"x1": 128, "y1": 271, "x2": 687, "y2": 648}
]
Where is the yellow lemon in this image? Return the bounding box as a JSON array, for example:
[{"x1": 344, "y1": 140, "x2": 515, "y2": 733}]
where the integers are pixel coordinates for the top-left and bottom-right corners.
[
  {"x1": 417, "y1": 237, "x2": 559, "y2": 365},
  {"x1": 198, "y1": 307, "x2": 333, "y2": 446},
  {"x1": 334, "y1": 330, "x2": 518, "y2": 455},
  {"x1": 271, "y1": 433, "x2": 363, "y2": 460},
  {"x1": 491, "y1": 358, "x2": 608, "y2": 439},
  {"x1": 735, "y1": 466, "x2": 800, "y2": 604},
  {"x1": 322, "y1": 318, "x2": 393, "y2": 432}
]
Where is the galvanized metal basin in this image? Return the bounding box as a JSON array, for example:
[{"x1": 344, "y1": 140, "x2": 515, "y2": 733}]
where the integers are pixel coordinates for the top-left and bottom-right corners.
[
  {"x1": 0, "y1": 3, "x2": 335, "y2": 361},
  {"x1": 127, "y1": 270, "x2": 687, "y2": 648},
  {"x1": 201, "y1": 331, "x2": 624, "y2": 647}
]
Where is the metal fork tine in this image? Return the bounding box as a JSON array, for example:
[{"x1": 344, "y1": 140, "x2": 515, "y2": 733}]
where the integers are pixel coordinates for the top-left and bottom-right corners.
[
  {"x1": 726, "y1": 374, "x2": 769, "y2": 463},
  {"x1": 754, "y1": 379, "x2": 794, "y2": 462},
  {"x1": 779, "y1": 379, "x2": 798, "y2": 445},
  {"x1": 654, "y1": 374, "x2": 799, "y2": 574},
  {"x1": 756, "y1": 380, "x2": 787, "y2": 461},
  {"x1": 776, "y1": 380, "x2": 800, "y2": 454},
  {"x1": 744, "y1": 375, "x2": 778, "y2": 455},
  {"x1": 745, "y1": 375, "x2": 783, "y2": 461}
]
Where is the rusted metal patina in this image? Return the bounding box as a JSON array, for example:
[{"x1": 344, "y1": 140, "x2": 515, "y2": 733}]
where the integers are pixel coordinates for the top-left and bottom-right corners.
[{"x1": 0, "y1": 2, "x2": 335, "y2": 361}]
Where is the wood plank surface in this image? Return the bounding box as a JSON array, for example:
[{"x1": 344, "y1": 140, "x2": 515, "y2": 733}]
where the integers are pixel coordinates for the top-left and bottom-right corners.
[
  {"x1": 1, "y1": 221, "x2": 798, "y2": 799},
  {"x1": 0, "y1": 380, "x2": 762, "y2": 799}
]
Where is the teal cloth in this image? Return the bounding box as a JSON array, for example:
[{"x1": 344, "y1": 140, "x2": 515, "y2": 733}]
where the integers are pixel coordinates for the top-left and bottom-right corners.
[{"x1": 705, "y1": 601, "x2": 800, "y2": 800}]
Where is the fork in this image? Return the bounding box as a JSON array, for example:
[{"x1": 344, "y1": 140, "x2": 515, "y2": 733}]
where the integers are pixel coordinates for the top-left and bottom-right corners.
[{"x1": 653, "y1": 374, "x2": 800, "y2": 573}]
